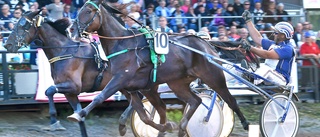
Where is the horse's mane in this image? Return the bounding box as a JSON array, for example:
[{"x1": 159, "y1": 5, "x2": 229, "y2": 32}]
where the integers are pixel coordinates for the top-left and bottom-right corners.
[
  {"x1": 46, "y1": 18, "x2": 71, "y2": 36},
  {"x1": 102, "y1": 3, "x2": 126, "y2": 26}
]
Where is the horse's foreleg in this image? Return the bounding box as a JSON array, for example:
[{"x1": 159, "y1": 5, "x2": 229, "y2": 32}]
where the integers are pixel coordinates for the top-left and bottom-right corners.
[
  {"x1": 65, "y1": 94, "x2": 88, "y2": 137},
  {"x1": 67, "y1": 76, "x2": 123, "y2": 122},
  {"x1": 43, "y1": 85, "x2": 66, "y2": 131},
  {"x1": 167, "y1": 81, "x2": 201, "y2": 137}
]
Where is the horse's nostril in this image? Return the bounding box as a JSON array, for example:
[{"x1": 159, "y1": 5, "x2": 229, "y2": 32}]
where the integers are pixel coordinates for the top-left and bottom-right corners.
[{"x1": 69, "y1": 28, "x2": 74, "y2": 33}]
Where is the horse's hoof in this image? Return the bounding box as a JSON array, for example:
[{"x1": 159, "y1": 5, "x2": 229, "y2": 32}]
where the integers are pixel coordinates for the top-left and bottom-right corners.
[
  {"x1": 178, "y1": 129, "x2": 186, "y2": 137},
  {"x1": 241, "y1": 120, "x2": 250, "y2": 130},
  {"x1": 118, "y1": 124, "x2": 127, "y2": 136},
  {"x1": 180, "y1": 118, "x2": 188, "y2": 131},
  {"x1": 157, "y1": 131, "x2": 166, "y2": 137},
  {"x1": 42, "y1": 121, "x2": 66, "y2": 131},
  {"x1": 166, "y1": 121, "x2": 178, "y2": 131},
  {"x1": 67, "y1": 113, "x2": 82, "y2": 122}
]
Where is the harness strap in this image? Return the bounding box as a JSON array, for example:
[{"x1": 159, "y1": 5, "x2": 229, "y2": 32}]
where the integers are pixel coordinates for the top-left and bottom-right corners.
[
  {"x1": 48, "y1": 54, "x2": 73, "y2": 63},
  {"x1": 106, "y1": 49, "x2": 129, "y2": 59}
]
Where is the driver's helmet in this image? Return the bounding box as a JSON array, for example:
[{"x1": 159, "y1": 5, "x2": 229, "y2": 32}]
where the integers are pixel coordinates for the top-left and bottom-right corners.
[
  {"x1": 273, "y1": 22, "x2": 294, "y2": 39},
  {"x1": 196, "y1": 31, "x2": 211, "y2": 40}
]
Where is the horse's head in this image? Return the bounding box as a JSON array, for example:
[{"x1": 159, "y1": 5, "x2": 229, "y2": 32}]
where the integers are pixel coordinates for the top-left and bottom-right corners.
[
  {"x1": 67, "y1": 0, "x2": 103, "y2": 42},
  {"x1": 4, "y1": 10, "x2": 42, "y2": 52}
]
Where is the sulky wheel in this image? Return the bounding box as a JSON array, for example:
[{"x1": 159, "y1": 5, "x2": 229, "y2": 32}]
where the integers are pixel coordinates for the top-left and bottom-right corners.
[
  {"x1": 217, "y1": 96, "x2": 235, "y2": 137},
  {"x1": 130, "y1": 99, "x2": 160, "y2": 137},
  {"x1": 260, "y1": 94, "x2": 299, "y2": 137},
  {"x1": 184, "y1": 93, "x2": 223, "y2": 137}
]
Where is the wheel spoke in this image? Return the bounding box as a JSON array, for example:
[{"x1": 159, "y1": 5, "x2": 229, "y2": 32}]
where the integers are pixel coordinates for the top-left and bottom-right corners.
[{"x1": 270, "y1": 123, "x2": 279, "y2": 137}]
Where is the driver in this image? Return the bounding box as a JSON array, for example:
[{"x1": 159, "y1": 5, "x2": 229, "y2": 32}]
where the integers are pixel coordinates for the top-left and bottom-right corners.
[{"x1": 241, "y1": 10, "x2": 295, "y2": 86}]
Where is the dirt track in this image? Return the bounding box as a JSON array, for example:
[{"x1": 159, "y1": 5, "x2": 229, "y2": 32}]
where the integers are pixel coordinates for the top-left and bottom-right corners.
[{"x1": 1, "y1": 102, "x2": 320, "y2": 137}]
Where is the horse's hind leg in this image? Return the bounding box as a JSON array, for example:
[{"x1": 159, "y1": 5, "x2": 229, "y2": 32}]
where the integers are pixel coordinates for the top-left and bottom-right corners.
[
  {"x1": 118, "y1": 90, "x2": 143, "y2": 136},
  {"x1": 167, "y1": 80, "x2": 201, "y2": 137},
  {"x1": 200, "y1": 72, "x2": 249, "y2": 130},
  {"x1": 140, "y1": 87, "x2": 175, "y2": 136},
  {"x1": 129, "y1": 88, "x2": 168, "y2": 133},
  {"x1": 43, "y1": 85, "x2": 66, "y2": 131},
  {"x1": 65, "y1": 94, "x2": 88, "y2": 137}
]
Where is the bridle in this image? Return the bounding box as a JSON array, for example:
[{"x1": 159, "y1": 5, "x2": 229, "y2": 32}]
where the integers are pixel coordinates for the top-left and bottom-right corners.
[
  {"x1": 14, "y1": 16, "x2": 38, "y2": 48},
  {"x1": 75, "y1": 1, "x2": 102, "y2": 37}
]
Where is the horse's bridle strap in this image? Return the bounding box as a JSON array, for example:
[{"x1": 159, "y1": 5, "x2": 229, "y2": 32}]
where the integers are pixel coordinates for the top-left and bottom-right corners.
[{"x1": 48, "y1": 54, "x2": 73, "y2": 63}]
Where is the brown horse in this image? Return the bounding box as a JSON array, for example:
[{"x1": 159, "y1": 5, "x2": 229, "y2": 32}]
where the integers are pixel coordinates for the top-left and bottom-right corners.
[
  {"x1": 3, "y1": 11, "x2": 170, "y2": 137},
  {"x1": 66, "y1": 0, "x2": 250, "y2": 136}
]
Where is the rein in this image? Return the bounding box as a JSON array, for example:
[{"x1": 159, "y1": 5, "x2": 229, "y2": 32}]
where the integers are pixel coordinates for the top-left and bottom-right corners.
[
  {"x1": 82, "y1": 31, "x2": 150, "y2": 40},
  {"x1": 31, "y1": 42, "x2": 95, "y2": 63}
]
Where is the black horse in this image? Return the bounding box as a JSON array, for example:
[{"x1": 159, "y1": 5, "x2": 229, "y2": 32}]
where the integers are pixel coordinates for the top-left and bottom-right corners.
[{"x1": 66, "y1": 0, "x2": 251, "y2": 136}]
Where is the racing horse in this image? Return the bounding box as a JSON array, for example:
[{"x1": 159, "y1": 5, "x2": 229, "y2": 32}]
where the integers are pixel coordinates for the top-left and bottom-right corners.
[
  {"x1": 66, "y1": 0, "x2": 251, "y2": 136},
  {"x1": 3, "y1": 11, "x2": 170, "y2": 137}
]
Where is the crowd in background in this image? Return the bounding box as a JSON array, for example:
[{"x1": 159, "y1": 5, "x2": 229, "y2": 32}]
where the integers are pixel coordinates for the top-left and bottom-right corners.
[{"x1": 0, "y1": 0, "x2": 320, "y2": 67}]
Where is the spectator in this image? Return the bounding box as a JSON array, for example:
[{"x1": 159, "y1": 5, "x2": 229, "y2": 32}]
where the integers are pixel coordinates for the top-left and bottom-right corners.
[
  {"x1": 11, "y1": 8, "x2": 22, "y2": 24},
  {"x1": 62, "y1": 0, "x2": 72, "y2": 5},
  {"x1": 252, "y1": 2, "x2": 264, "y2": 31},
  {"x1": 218, "y1": 33, "x2": 229, "y2": 41},
  {"x1": 185, "y1": 7, "x2": 198, "y2": 31},
  {"x1": 0, "y1": 33, "x2": 3, "y2": 47},
  {"x1": 178, "y1": 26, "x2": 187, "y2": 33},
  {"x1": 32, "y1": 2, "x2": 40, "y2": 11},
  {"x1": 143, "y1": 4, "x2": 156, "y2": 27},
  {"x1": 233, "y1": 0, "x2": 244, "y2": 17},
  {"x1": 243, "y1": 0, "x2": 251, "y2": 12},
  {"x1": 0, "y1": 4, "x2": 13, "y2": 31},
  {"x1": 208, "y1": 8, "x2": 225, "y2": 33},
  {"x1": 0, "y1": 0, "x2": 11, "y2": 9},
  {"x1": 155, "y1": 16, "x2": 173, "y2": 33},
  {"x1": 128, "y1": 3, "x2": 141, "y2": 20},
  {"x1": 187, "y1": 29, "x2": 196, "y2": 35},
  {"x1": 200, "y1": 26, "x2": 209, "y2": 33},
  {"x1": 169, "y1": 4, "x2": 187, "y2": 32},
  {"x1": 46, "y1": 0, "x2": 65, "y2": 21},
  {"x1": 228, "y1": 25, "x2": 240, "y2": 41},
  {"x1": 181, "y1": 0, "x2": 191, "y2": 13},
  {"x1": 196, "y1": 5, "x2": 210, "y2": 27},
  {"x1": 197, "y1": 31, "x2": 211, "y2": 40},
  {"x1": 124, "y1": 15, "x2": 141, "y2": 29},
  {"x1": 276, "y1": 3, "x2": 291, "y2": 22},
  {"x1": 292, "y1": 23, "x2": 303, "y2": 47},
  {"x1": 72, "y1": 0, "x2": 85, "y2": 11},
  {"x1": 155, "y1": 0, "x2": 171, "y2": 17},
  {"x1": 62, "y1": 4, "x2": 73, "y2": 20},
  {"x1": 16, "y1": 0, "x2": 30, "y2": 12},
  {"x1": 208, "y1": 0, "x2": 221, "y2": 15},
  {"x1": 221, "y1": 1, "x2": 228, "y2": 13},
  {"x1": 316, "y1": 31, "x2": 320, "y2": 48},
  {"x1": 167, "y1": 0, "x2": 178, "y2": 14},
  {"x1": 302, "y1": 21, "x2": 315, "y2": 37},
  {"x1": 223, "y1": 4, "x2": 240, "y2": 28},
  {"x1": 207, "y1": 0, "x2": 222, "y2": 10},
  {"x1": 193, "y1": 0, "x2": 207, "y2": 15},
  {"x1": 236, "y1": 27, "x2": 255, "y2": 46},
  {"x1": 264, "y1": 1, "x2": 277, "y2": 25},
  {"x1": 299, "y1": 31, "x2": 320, "y2": 67},
  {"x1": 29, "y1": 5, "x2": 37, "y2": 12}
]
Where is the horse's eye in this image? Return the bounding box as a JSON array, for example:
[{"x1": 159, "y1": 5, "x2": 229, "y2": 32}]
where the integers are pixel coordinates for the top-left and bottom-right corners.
[{"x1": 86, "y1": 10, "x2": 91, "y2": 14}]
